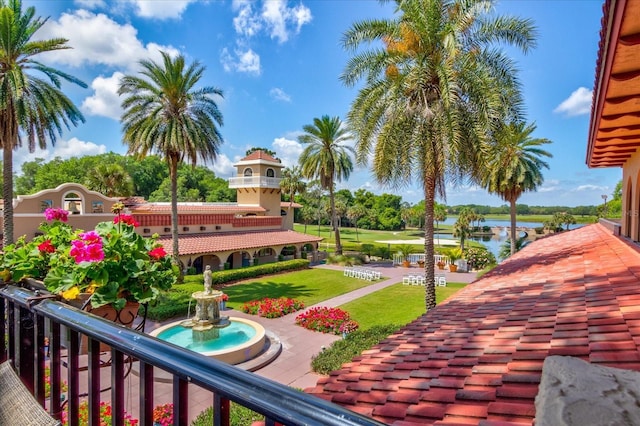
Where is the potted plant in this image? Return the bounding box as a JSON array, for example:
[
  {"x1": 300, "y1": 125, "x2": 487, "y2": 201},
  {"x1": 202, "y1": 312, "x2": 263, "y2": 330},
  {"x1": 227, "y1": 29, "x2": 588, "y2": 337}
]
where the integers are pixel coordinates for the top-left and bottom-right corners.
[
  {"x1": 445, "y1": 248, "x2": 463, "y2": 272},
  {"x1": 397, "y1": 244, "x2": 414, "y2": 268},
  {"x1": 0, "y1": 205, "x2": 178, "y2": 312},
  {"x1": 220, "y1": 293, "x2": 229, "y2": 310}
]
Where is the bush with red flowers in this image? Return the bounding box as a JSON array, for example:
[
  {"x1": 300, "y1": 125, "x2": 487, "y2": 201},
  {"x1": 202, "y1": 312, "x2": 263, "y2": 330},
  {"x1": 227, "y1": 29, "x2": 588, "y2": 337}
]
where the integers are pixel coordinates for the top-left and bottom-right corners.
[
  {"x1": 295, "y1": 307, "x2": 358, "y2": 334},
  {"x1": 0, "y1": 204, "x2": 178, "y2": 309},
  {"x1": 241, "y1": 297, "x2": 305, "y2": 318}
]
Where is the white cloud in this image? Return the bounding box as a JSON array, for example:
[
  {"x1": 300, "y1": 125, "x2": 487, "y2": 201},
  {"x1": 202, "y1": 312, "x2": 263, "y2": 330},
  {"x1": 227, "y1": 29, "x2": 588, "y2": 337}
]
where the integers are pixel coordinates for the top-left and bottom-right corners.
[
  {"x1": 575, "y1": 184, "x2": 606, "y2": 192},
  {"x1": 211, "y1": 153, "x2": 237, "y2": 177},
  {"x1": 13, "y1": 138, "x2": 107, "y2": 173},
  {"x1": 125, "y1": 0, "x2": 196, "y2": 19},
  {"x1": 272, "y1": 137, "x2": 303, "y2": 167},
  {"x1": 233, "y1": 1, "x2": 262, "y2": 37},
  {"x1": 74, "y1": 0, "x2": 106, "y2": 8},
  {"x1": 261, "y1": 0, "x2": 312, "y2": 43},
  {"x1": 39, "y1": 10, "x2": 178, "y2": 70},
  {"x1": 231, "y1": 0, "x2": 312, "y2": 43},
  {"x1": 221, "y1": 47, "x2": 261, "y2": 75},
  {"x1": 553, "y1": 87, "x2": 593, "y2": 117},
  {"x1": 269, "y1": 88, "x2": 291, "y2": 102},
  {"x1": 81, "y1": 72, "x2": 124, "y2": 119}
]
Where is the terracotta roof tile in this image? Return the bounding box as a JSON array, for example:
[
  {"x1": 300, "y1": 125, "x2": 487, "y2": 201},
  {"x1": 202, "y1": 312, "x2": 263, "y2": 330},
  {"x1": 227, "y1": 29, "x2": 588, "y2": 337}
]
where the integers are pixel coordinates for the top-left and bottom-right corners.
[
  {"x1": 306, "y1": 223, "x2": 640, "y2": 424},
  {"x1": 157, "y1": 230, "x2": 322, "y2": 256}
]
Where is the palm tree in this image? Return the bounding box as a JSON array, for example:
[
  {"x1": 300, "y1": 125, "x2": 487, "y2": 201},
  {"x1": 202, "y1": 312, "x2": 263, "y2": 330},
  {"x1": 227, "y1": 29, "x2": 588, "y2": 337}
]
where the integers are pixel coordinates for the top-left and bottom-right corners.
[
  {"x1": 433, "y1": 203, "x2": 447, "y2": 247},
  {"x1": 119, "y1": 51, "x2": 224, "y2": 277},
  {"x1": 280, "y1": 166, "x2": 306, "y2": 219},
  {"x1": 347, "y1": 204, "x2": 366, "y2": 242},
  {"x1": 342, "y1": 0, "x2": 535, "y2": 309},
  {"x1": 298, "y1": 115, "x2": 354, "y2": 255},
  {"x1": 85, "y1": 164, "x2": 134, "y2": 197},
  {"x1": 481, "y1": 121, "x2": 551, "y2": 255},
  {"x1": 0, "y1": 0, "x2": 86, "y2": 246}
]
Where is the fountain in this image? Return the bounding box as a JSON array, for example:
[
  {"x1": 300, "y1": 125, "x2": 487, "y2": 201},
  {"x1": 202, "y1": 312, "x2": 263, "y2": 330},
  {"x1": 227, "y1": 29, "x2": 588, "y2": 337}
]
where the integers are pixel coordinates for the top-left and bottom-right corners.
[{"x1": 149, "y1": 266, "x2": 278, "y2": 367}]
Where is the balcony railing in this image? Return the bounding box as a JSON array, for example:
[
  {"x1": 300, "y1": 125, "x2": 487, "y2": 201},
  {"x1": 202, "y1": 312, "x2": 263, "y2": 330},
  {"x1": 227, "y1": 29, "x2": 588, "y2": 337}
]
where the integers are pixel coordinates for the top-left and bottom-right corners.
[
  {"x1": 228, "y1": 176, "x2": 281, "y2": 189},
  {"x1": 0, "y1": 282, "x2": 384, "y2": 426}
]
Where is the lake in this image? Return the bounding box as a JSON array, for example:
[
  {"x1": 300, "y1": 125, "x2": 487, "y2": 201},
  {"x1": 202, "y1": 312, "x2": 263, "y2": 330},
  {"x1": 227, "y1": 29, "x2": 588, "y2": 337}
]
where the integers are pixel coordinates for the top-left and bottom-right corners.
[{"x1": 437, "y1": 217, "x2": 584, "y2": 260}]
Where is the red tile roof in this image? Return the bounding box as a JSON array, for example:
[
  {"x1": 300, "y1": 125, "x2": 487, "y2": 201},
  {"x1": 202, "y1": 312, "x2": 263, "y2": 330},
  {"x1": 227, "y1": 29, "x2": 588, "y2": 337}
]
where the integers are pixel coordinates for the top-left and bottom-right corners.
[
  {"x1": 305, "y1": 223, "x2": 640, "y2": 425},
  {"x1": 157, "y1": 230, "x2": 323, "y2": 255},
  {"x1": 129, "y1": 204, "x2": 265, "y2": 214},
  {"x1": 241, "y1": 150, "x2": 281, "y2": 163}
]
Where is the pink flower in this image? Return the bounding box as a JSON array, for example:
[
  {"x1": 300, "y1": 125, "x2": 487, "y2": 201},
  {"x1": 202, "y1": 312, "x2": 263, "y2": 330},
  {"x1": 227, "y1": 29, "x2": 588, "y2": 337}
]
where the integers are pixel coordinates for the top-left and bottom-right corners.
[
  {"x1": 44, "y1": 207, "x2": 69, "y2": 222},
  {"x1": 79, "y1": 231, "x2": 101, "y2": 244},
  {"x1": 70, "y1": 238, "x2": 104, "y2": 263},
  {"x1": 148, "y1": 247, "x2": 167, "y2": 260},
  {"x1": 114, "y1": 214, "x2": 139, "y2": 227},
  {"x1": 38, "y1": 240, "x2": 55, "y2": 253}
]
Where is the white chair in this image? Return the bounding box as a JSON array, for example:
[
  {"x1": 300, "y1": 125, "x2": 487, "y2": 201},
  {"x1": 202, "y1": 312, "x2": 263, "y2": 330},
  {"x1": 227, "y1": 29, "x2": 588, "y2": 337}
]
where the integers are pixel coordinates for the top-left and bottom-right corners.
[
  {"x1": 437, "y1": 275, "x2": 447, "y2": 287},
  {"x1": 402, "y1": 275, "x2": 411, "y2": 285}
]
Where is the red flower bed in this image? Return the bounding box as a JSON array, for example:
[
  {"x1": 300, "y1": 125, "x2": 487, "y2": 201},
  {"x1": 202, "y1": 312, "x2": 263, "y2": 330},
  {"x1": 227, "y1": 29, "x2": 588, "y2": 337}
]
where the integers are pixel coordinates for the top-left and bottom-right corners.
[
  {"x1": 295, "y1": 307, "x2": 359, "y2": 335},
  {"x1": 241, "y1": 297, "x2": 305, "y2": 318}
]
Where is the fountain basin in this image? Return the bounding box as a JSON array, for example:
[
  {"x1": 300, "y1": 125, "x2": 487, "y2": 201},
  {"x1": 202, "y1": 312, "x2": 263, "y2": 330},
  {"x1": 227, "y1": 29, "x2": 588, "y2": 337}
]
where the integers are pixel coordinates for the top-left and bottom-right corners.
[{"x1": 150, "y1": 317, "x2": 266, "y2": 365}]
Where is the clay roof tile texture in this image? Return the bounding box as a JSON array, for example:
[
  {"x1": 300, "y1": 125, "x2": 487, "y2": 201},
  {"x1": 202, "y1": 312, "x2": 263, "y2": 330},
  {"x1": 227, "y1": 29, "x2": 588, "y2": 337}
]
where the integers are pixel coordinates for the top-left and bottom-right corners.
[{"x1": 306, "y1": 223, "x2": 640, "y2": 425}]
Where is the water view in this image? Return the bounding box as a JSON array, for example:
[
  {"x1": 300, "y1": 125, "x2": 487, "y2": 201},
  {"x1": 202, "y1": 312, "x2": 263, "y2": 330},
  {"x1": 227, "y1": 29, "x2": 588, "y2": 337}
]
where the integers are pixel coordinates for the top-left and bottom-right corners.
[{"x1": 438, "y1": 217, "x2": 585, "y2": 260}]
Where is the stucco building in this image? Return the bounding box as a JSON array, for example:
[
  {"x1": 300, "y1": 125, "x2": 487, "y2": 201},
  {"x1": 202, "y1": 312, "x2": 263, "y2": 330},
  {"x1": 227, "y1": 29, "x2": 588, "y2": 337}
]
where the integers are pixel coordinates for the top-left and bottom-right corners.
[{"x1": 8, "y1": 150, "x2": 322, "y2": 272}]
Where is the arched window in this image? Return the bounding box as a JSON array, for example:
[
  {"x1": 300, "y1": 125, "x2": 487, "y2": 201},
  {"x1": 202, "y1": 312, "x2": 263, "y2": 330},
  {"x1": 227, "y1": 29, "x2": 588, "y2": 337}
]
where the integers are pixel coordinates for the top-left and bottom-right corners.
[
  {"x1": 63, "y1": 192, "x2": 83, "y2": 214},
  {"x1": 243, "y1": 168, "x2": 253, "y2": 177},
  {"x1": 266, "y1": 168, "x2": 275, "y2": 177}
]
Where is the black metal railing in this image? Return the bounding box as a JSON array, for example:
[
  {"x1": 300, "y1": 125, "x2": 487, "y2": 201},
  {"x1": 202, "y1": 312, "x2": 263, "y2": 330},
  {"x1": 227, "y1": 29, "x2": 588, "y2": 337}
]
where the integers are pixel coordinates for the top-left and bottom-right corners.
[{"x1": 1, "y1": 283, "x2": 384, "y2": 426}]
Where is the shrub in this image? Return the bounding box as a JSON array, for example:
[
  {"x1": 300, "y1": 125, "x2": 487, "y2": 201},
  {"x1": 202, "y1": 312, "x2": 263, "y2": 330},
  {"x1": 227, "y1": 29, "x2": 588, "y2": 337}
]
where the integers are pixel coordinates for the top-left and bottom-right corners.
[
  {"x1": 326, "y1": 254, "x2": 363, "y2": 266},
  {"x1": 191, "y1": 404, "x2": 263, "y2": 426},
  {"x1": 295, "y1": 307, "x2": 356, "y2": 334},
  {"x1": 463, "y1": 247, "x2": 496, "y2": 270},
  {"x1": 311, "y1": 324, "x2": 399, "y2": 374},
  {"x1": 241, "y1": 297, "x2": 305, "y2": 318}
]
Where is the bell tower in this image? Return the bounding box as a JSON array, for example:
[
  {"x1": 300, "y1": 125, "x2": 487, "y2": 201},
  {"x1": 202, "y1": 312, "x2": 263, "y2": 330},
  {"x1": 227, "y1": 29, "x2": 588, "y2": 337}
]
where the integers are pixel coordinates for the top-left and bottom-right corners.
[{"x1": 228, "y1": 150, "x2": 283, "y2": 217}]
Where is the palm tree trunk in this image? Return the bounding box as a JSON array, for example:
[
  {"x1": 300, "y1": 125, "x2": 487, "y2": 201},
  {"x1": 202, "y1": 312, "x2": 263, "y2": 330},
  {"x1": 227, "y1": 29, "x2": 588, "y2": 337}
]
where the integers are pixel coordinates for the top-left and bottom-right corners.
[
  {"x1": 3, "y1": 142, "x2": 14, "y2": 247},
  {"x1": 424, "y1": 174, "x2": 436, "y2": 311},
  {"x1": 329, "y1": 185, "x2": 342, "y2": 255},
  {"x1": 2, "y1": 111, "x2": 17, "y2": 247},
  {"x1": 170, "y1": 155, "x2": 183, "y2": 282},
  {"x1": 510, "y1": 198, "x2": 517, "y2": 256}
]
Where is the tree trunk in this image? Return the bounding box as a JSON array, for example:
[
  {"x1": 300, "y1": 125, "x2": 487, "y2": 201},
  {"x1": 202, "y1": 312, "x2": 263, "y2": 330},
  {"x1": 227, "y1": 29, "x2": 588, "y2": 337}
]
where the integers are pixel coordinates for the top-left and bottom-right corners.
[
  {"x1": 510, "y1": 198, "x2": 517, "y2": 256},
  {"x1": 424, "y1": 174, "x2": 436, "y2": 311},
  {"x1": 329, "y1": 184, "x2": 342, "y2": 255},
  {"x1": 3, "y1": 143, "x2": 14, "y2": 247},
  {"x1": 170, "y1": 156, "x2": 183, "y2": 282},
  {"x1": 3, "y1": 112, "x2": 16, "y2": 247}
]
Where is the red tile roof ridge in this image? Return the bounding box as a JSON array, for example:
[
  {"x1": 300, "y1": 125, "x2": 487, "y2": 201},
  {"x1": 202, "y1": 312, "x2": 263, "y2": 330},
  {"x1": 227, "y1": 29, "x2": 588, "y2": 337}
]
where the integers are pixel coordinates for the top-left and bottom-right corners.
[{"x1": 305, "y1": 222, "x2": 640, "y2": 424}]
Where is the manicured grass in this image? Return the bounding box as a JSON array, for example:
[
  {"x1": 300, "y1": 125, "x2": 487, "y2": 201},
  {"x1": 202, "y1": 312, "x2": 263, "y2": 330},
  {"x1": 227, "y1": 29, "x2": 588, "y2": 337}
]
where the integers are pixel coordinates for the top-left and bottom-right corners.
[
  {"x1": 222, "y1": 269, "x2": 381, "y2": 309},
  {"x1": 340, "y1": 282, "x2": 467, "y2": 330}
]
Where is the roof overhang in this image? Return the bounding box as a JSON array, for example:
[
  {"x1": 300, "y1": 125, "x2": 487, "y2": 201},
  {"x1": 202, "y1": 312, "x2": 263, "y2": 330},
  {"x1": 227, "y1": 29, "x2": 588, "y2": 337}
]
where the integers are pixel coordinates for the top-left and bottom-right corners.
[{"x1": 587, "y1": 0, "x2": 640, "y2": 168}]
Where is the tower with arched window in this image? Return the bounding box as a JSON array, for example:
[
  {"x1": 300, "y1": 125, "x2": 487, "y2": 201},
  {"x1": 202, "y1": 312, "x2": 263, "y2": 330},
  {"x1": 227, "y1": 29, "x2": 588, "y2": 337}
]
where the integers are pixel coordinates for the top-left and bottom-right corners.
[{"x1": 228, "y1": 150, "x2": 283, "y2": 219}]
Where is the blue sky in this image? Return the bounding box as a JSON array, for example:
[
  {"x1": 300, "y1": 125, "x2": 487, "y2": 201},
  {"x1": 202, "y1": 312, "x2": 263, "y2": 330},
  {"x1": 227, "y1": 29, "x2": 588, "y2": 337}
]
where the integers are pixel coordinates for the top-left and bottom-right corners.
[{"x1": 17, "y1": 0, "x2": 613, "y2": 208}]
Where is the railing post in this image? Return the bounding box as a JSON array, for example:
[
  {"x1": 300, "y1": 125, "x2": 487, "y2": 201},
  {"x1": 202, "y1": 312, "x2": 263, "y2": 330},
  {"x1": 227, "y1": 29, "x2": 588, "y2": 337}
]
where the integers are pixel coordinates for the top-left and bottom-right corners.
[
  {"x1": 0, "y1": 295, "x2": 5, "y2": 363},
  {"x1": 18, "y1": 305, "x2": 35, "y2": 393},
  {"x1": 139, "y1": 362, "x2": 155, "y2": 425},
  {"x1": 174, "y1": 376, "x2": 189, "y2": 426}
]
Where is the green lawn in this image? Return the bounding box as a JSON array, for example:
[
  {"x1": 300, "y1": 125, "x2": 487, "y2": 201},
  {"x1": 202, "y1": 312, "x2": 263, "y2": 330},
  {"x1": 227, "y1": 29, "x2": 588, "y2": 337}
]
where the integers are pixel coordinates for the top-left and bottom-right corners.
[
  {"x1": 340, "y1": 282, "x2": 467, "y2": 330},
  {"x1": 221, "y1": 269, "x2": 381, "y2": 309}
]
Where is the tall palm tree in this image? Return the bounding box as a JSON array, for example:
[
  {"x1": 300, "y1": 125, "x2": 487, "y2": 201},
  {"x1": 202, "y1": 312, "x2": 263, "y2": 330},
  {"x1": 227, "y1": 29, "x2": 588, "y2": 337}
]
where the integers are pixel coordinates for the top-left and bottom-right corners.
[
  {"x1": 481, "y1": 121, "x2": 551, "y2": 255},
  {"x1": 347, "y1": 204, "x2": 366, "y2": 242},
  {"x1": 298, "y1": 115, "x2": 354, "y2": 255},
  {"x1": 342, "y1": 0, "x2": 535, "y2": 309},
  {"x1": 85, "y1": 163, "x2": 134, "y2": 197},
  {"x1": 119, "y1": 51, "x2": 224, "y2": 277},
  {"x1": 0, "y1": 0, "x2": 86, "y2": 246},
  {"x1": 280, "y1": 166, "x2": 306, "y2": 219}
]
